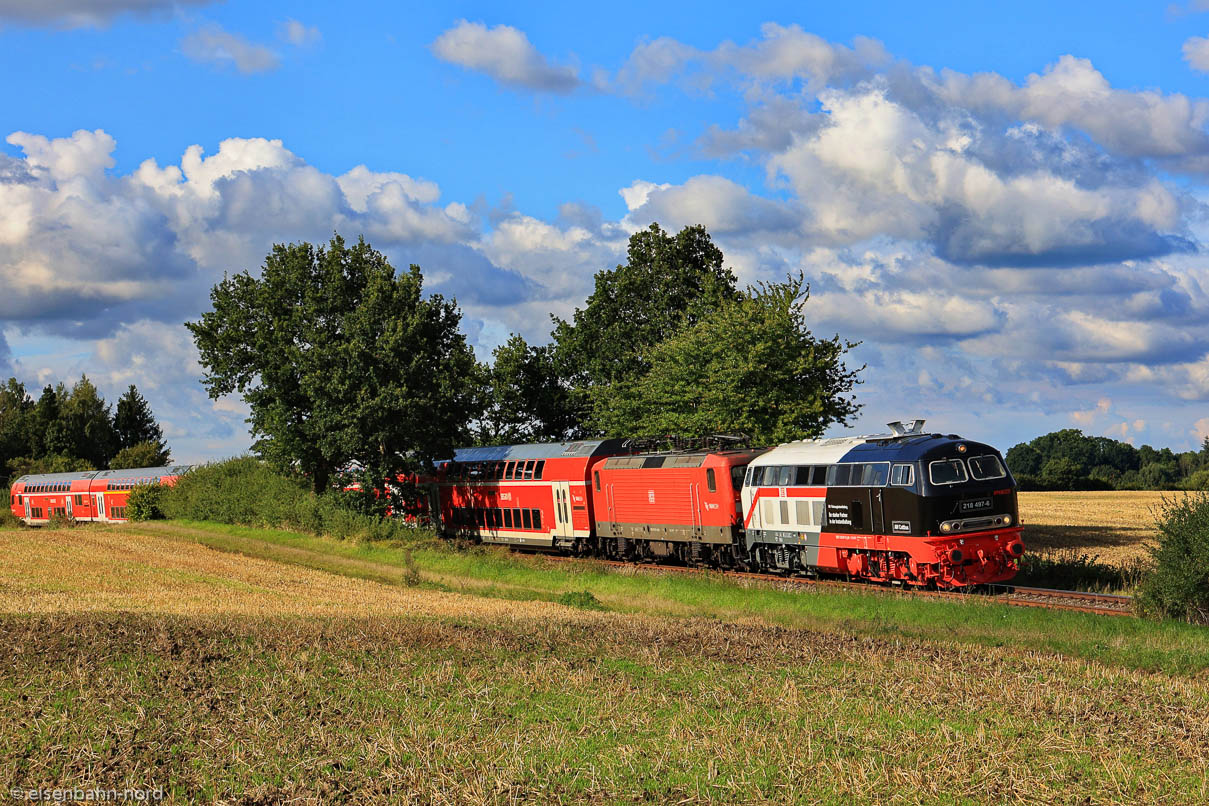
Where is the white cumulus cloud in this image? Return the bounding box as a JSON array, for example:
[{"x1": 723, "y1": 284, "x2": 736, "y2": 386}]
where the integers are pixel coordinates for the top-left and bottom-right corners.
[{"x1": 431, "y1": 20, "x2": 581, "y2": 92}]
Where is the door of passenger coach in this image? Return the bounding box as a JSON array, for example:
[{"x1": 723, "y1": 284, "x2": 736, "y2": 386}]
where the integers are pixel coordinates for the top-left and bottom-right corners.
[{"x1": 552, "y1": 481, "x2": 574, "y2": 538}]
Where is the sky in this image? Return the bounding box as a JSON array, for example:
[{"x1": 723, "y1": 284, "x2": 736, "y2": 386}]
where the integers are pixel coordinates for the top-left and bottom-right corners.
[{"x1": 4, "y1": 0, "x2": 1209, "y2": 461}]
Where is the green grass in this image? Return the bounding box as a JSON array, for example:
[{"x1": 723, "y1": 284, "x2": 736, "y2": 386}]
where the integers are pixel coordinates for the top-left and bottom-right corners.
[{"x1": 143, "y1": 520, "x2": 1209, "y2": 676}]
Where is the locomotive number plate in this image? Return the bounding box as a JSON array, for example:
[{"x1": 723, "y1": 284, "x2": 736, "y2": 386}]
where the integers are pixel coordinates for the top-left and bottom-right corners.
[{"x1": 959, "y1": 498, "x2": 992, "y2": 513}]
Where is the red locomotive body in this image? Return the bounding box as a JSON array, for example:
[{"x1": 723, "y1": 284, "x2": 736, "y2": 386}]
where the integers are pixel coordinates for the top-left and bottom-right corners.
[
  {"x1": 437, "y1": 440, "x2": 628, "y2": 552},
  {"x1": 9, "y1": 465, "x2": 192, "y2": 524},
  {"x1": 591, "y1": 450, "x2": 767, "y2": 565}
]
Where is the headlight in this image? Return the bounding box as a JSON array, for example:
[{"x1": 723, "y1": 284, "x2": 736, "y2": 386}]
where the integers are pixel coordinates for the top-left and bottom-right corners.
[
  {"x1": 940, "y1": 522, "x2": 952, "y2": 533},
  {"x1": 1003, "y1": 514, "x2": 1013, "y2": 526}
]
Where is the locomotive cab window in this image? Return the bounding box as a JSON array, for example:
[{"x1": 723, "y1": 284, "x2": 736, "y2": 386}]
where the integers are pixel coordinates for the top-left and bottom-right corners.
[
  {"x1": 890, "y1": 464, "x2": 915, "y2": 486},
  {"x1": 968, "y1": 455, "x2": 1007, "y2": 481},
  {"x1": 929, "y1": 459, "x2": 969, "y2": 485},
  {"x1": 706, "y1": 468, "x2": 716, "y2": 492}
]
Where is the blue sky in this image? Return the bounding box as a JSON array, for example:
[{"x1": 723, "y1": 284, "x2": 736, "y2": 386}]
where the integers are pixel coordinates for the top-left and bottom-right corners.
[{"x1": 4, "y1": 0, "x2": 1209, "y2": 461}]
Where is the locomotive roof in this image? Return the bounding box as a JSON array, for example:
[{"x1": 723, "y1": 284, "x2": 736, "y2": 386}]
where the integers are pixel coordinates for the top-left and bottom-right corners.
[
  {"x1": 14, "y1": 465, "x2": 192, "y2": 485},
  {"x1": 752, "y1": 433, "x2": 1001, "y2": 467},
  {"x1": 450, "y1": 438, "x2": 628, "y2": 463},
  {"x1": 602, "y1": 448, "x2": 766, "y2": 470}
]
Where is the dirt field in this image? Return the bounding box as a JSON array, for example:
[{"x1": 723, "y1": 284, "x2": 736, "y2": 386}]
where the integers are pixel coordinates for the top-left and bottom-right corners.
[
  {"x1": 1018, "y1": 490, "x2": 1186, "y2": 566},
  {"x1": 2, "y1": 524, "x2": 1209, "y2": 803}
]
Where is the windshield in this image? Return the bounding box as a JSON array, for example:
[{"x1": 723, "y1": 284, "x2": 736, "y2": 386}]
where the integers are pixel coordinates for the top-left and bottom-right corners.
[
  {"x1": 929, "y1": 459, "x2": 969, "y2": 485},
  {"x1": 968, "y1": 455, "x2": 1007, "y2": 481}
]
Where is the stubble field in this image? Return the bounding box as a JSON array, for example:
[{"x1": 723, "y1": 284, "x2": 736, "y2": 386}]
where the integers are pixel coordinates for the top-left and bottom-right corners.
[
  {"x1": 1018, "y1": 490, "x2": 1181, "y2": 566},
  {"x1": 2, "y1": 521, "x2": 1209, "y2": 804}
]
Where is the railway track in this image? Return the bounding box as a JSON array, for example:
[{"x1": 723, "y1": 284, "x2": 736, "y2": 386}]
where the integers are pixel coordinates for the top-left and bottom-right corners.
[{"x1": 539, "y1": 554, "x2": 1135, "y2": 617}]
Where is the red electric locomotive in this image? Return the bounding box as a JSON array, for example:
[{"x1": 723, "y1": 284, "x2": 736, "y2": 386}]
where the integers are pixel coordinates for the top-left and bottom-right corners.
[{"x1": 591, "y1": 449, "x2": 767, "y2": 566}]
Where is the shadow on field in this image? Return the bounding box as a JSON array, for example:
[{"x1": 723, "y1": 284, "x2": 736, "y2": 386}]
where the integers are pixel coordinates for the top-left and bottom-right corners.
[{"x1": 1023, "y1": 523, "x2": 1153, "y2": 555}]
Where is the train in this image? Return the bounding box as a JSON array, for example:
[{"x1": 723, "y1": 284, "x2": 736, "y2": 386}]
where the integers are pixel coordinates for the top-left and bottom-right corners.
[
  {"x1": 435, "y1": 420, "x2": 1024, "y2": 588},
  {"x1": 6, "y1": 420, "x2": 1023, "y2": 588},
  {"x1": 8, "y1": 465, "x2": 192, "y2": 524}
]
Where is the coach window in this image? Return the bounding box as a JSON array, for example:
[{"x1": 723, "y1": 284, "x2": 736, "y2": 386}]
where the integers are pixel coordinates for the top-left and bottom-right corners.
[
  {"x1": 532, "y1": 509, "x2": 542, "y2": 529},
  {"x1": 810, "y1": 466, "x2": 827, "y2": 485},
  {"x1": 594, "y1": 471, "x2": 601, "y2": 491},
  {"x1": 706, "y1": 468, "x2": 716, "y2": 492},
  {"x1": 774, "y1": 465, "x2": 790, "y2": 486},
  {"x1": 503, "y1": 462, "x2": 514, "y2": 480},
  {"x1": 891, "y1": 464, "x2": 915, "y2": 486},
  {"x1": 503, "y1": 509, "x2": 513, "y2": 528},
  {"x1": 534, "y1": 460, "x2": 545, "y2": 480},
  {"x1": 522, "y1": 461, "x2": 534, "y2": 480},
  {"x1": 522, "y1": 509, "x2": 533, "y2": 529}
]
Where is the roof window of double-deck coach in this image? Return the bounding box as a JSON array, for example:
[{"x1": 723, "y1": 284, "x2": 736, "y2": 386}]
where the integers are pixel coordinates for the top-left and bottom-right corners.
[{"x1": 929, "y1": 459, "x2": 969, "y2": 485}]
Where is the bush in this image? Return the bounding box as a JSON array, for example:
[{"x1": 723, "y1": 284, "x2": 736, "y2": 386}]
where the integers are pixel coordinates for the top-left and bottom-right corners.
[
  {"x1": 556, "y1": 590, "x2": 607, "y2": 611},
  {"x1": 1137, "y1": 492, "x2": 1209, "y2": 623},
  {"x1": 160, "y1": 457, "x2": 437, "y2": 545},
  {"x1": 127, "y1": 483, "x2": 166, "y2": 521},
  {"x1": 0, "y1": 503, "x2": 23, "y2": 530}
]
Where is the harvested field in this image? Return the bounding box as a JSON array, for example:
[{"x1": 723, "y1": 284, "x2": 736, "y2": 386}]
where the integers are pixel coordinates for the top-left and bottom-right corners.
[
  {"x1": 1018, "y1": 491, "x2": 1185, "y2": 566},
  {"x1": 3, "y1": 524, "x2": 1209, "y2": 803}
]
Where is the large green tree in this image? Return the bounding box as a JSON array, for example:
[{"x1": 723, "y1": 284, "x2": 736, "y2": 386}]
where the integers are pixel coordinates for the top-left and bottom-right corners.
[
  {"x1": 0, "y1": 379, "x2": 33, "y2": 482},
  {"x1": 551, "y1": 223, "x2": 741, "y2": 432},
  {"x1": 474, "y1": 335, "x2": 575, "y2": 445},
  {"x1": 58, "y1": 376, "x2": 118, "y2": 469},
  {"x1": 187, "y1": 234, "x2": 479, "y2": 494},
  {"x1": 113, "y1": 385, "x2": 168, "y2": 462},
  {"x1": 591, "y1": 274, "x2": 862, "y2": 445}
]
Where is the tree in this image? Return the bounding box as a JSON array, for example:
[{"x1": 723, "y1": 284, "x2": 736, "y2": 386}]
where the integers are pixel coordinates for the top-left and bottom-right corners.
[
  {"x1": 591, "y1": 274, "x2": 861, "y2": 445},
  {"x1": 6, "y1": 454, "x2": 95, "y2": 479},
  {"x1": 475, "y1": 335, "x2": 575, "y2": 445},
  {"x1": 0, "y1": 379, "x2": 33, "y2": 482},
  {"x1": 1005, "y1": 443, "x2": 1043, "y2": 476},
  {"x1": 58, "y1": 376, "x2": 118, "y2": 469},
  {"x1": 110, "y1": 440, "x2": 171, "y2": 470},
  {"x1": 551, "y1": 223, "x2": 741, "y2": 432},
  {"x1": 1040, "y1": 456, "x2": 1084, "y2": 489},
  {"x1": 187, "y1": 234, "x2": 479, "y2": 494},
  {"x1": 113, "y1": 385, "x2": 167, "y2": 455}
]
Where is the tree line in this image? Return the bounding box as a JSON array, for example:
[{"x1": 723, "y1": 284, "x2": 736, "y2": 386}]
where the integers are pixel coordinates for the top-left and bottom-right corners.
[
  {"x1": 1005, "y1": 429, "x2": 1209, "y2": 491},
  {"x1": 188, "y1": 224, "x2": 863, "y2": 501},
  {"x1": 0, "y1": 377, "x2": 170, "y2": 486}
]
